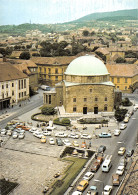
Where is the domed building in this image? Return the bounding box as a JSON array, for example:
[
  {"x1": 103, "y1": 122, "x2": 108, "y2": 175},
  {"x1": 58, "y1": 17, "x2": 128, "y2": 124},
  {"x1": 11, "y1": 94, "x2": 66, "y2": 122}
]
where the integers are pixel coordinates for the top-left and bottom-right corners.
[{"x1": 43, "y1": 55, "x2": 115, "y2": 114}]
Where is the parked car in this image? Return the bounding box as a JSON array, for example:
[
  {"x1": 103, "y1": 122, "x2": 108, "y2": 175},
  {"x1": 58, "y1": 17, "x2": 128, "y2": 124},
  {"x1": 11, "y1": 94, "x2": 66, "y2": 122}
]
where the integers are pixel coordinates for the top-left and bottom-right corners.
[
  {"x1": 7, "y1": 130, "x2": 12, "y2": 136},
  {"x1": 72, "y1": 191, "x2": 82, "y2": 195},
  {"x1": 29, "y1": 127, "x2": 37, "y2": 133},
  {"x1": 116, "y1": 165, "x2": 124, "y2": 175},
  {"x1": 102, "y1": 185, "x2": 112, "y2": 195},
  {"x1": 112, "y1": 174, "x2": 120, "y2": 186},
  {"x1": 126, "y1": 149, "x2": 134, "y2": 157},
  {"x1": 96, "y1": 156, "x2": 104, "y2": 165},
  {"x1": 99, "y1": 132, "x2": 111, "y2": 138},
  {"x1": 83, "y1": 172, "x2": 94, "y2": 181},
  {"x1": 12, "y1": 132, "x2": 18, "y2": 139},
  {"x1": 91, "y1": 162, "x2": 100, "y2": 173},
  {"x1": 72, "y1": 140, "x2": 79, "y2": 147},
  {"x1": 41, "y1": 136, "x2": 46, "y2": 143},
  {"x1": 49, "y1": 138, "x2": 55, "y2": 145},
  {"x1": 34, "y1": 131, "x2": 43, "y2": 138},
  {"x1": 98, "y1": 145, "x2": 106, "y2": 153},
  {"x1": 56, "y1": 138, "x2": 63, "y2": 146},
  {"x1": 55, "y1": 132, "x2": 68, "y2": 138},
  {"x1": 68, "y1": 133, "x2": 79, "y2": 139},
  {"x1": 118, "y1": 147, "x2": 126, "y2": 155},
  {"x1": 119, "y1": 157, "x2": 127, "y2": 167},
  {"x1": 1, "y1": 129, "x2": 7, "y2": 135},
  {"x1": 87, "y1": 186, "x2": 98, "y2": 195},
  {"x1": 63, "y1": 139, "x2": 71, "y2": 146},
  {"x1": 123, "y1": 117, "x2": 129, "y2": 123},
  {"x1": 22, "y1": 126, "x2": 30, "y2": 131},
  {"x1": 72, "y1": 149, "x2": 78, "y2": 157},
  {"x1": 77, "y1": 180, "x2": 89, "y2": 192},
  {"x1": 114, "y1": 129, "x2": 121, "y2": 136},
  {"x1": 43, "y1": 131, "x2": 52, "y2": 136},
  {"x1": 119, "y1": 124, "x2": 127, "y2": 130},
  {"x1": 18, "y1": 133, "x2": 25, "y2": 139},
  {"x1": 81, "y1": 141, "x2": 87, "y2": 149},
  {"x1": 81, "y1": 134, "x2": 91, "y2": 139}
]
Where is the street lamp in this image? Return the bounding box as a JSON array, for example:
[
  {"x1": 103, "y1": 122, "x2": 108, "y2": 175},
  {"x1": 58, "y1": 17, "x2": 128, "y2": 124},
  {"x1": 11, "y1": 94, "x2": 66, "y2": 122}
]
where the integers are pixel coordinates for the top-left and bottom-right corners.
[{"x1": 94, "y1": 179, "x2": 104, "y2": 192}]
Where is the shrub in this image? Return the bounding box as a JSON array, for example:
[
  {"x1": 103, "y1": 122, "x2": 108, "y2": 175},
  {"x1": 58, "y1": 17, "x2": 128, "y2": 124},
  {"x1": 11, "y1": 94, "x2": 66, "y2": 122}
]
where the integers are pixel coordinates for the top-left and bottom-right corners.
[
  {"x1": 41, "y1": 106, "x2": 56, "y2": 115},
  {"x1": 122, "y1": 98, "x2": 132, "y2": 106},
  {"x1": 115, "y1": 107, "x2": 128, "y2": 121},
  {"x1": 53, "y1": 118, "x2": 70, "y2": 126},
  {"x1": 19, "y1": 51, "x2": 30, "y2": 60}
]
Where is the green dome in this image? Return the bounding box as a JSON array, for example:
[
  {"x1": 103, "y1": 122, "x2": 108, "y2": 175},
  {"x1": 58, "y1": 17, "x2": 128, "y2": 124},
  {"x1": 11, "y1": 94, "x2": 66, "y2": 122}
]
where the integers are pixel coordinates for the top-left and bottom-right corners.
[{"x1": 65, "y1": 55, "x2": 109, "y2": 76}]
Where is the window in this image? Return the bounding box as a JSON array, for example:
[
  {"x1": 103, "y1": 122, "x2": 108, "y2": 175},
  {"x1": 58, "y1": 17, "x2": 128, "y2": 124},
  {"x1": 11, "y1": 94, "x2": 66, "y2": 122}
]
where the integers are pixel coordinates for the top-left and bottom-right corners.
[
  {"x1": 84, "y1": 98, "x2": 87, "y2": 102},
  {"x1": 125, "y1": 78, "x2": 127, "y2": 83},
  {"x1": 48, "y1": 68, "x2": 51, "y2": 74},
  {"x1": 44, "y1": 75, "x2": 46, "y2": 79},
  {"x1": 24, "y1": 91, "x2": 26, "y2": 96},
  {"x1": 2, "y1": 85, "x2": 4, "y2": 89},
  {"x1": 55, "y1": 76, "x2": 58, "y2": 81},
  {"x1": 39, "y1": 67, "x2": 42, "y2": 72},
  {"x1": 21, "y1": 80, "x2": 23, "y2": 89},
  {"x1": 22, "y1": 92, "x2": 23, "y2": 97},
  {"x1": 104, "y1": 105, "x2": 108, "y2": 111},
  {"x1": 95, "y1": 97, "x2": 98, "y2": 101},
  {"x1": 117, "y1": 78, "x2": 120, "y2": 83},
  {"x1": 90, "y1": 89, "x2": 92, "y2": 93},
  {"x1": 24, "y1": 79, "x2": 26, "y2": 88},
  {"x1": 105, "y1": 97, "x2": 107, "y2": 101},
  {"x1": 46, "y1": 95, "x2": 48, "y2": 104},
  {"x1": 55, "y1": 68, "x2": 58, "y2": 74},
  {"x1": 18, "y1": 80, "x2": 21, "y2": 90},
  {"x1": 49, "y1": 95, "x2": 51, "y2": 104},
  {"x1": 6, "y1": 92, "x2": 8, "y2": 97},
  {"x1": 19, "y1": 93, "x2": 21, "y2": 98},
  {"x1": 73, "y1": 98, "x2": 76, "y2": 102},
  {"x1": 112, "y1": 78, "x2": 114, "y2": 82},
  {"x1": 73, "y1": 107, "x2": 76, "y2": 112},
  {"x1": 44, "y1": 68, "x2": 46, "y2": 73},
  {"x1": 125, "y1": 86, "x2": 127, "y2": 90},
  {"x1": 12, "y1": 83, "x2": 14, "y2": 87},
  {"x1": 2, "y1": 93, "x2": 4, "y2": 99},
  {"x1": 6, "y1": 84, "x2": 8, "y2": 88},
  {"x1": 12, "y1": 91, "x2": 14, "y2": 96},
  {"x1": 117, "y1": 86, "x2": 119, "y2": 89}
]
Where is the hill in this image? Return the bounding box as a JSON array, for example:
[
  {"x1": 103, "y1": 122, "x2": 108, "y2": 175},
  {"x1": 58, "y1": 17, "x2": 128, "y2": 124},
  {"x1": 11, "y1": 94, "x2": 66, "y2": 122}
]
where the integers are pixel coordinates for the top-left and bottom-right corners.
[{"x1": 70, "y1": 9, "x2": 138, "y2": 23}]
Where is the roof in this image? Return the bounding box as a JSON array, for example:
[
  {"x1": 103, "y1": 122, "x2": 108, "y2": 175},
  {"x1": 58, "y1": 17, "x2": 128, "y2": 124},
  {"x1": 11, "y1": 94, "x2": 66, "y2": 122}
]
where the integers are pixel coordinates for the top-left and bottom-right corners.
[
  {"x1": 64, "y1": 81, "x2": 114, "y2": 87},
  {"x1": 65, "y1": 55, "x2": 109, "y2": 76},
  {"x1": 0, "y1": 62, "x2": 28, "y2": 82},
  {"x1": 31, "y1": 56, "x2": 76, "y2": 65},
  {"x1": 13, "y1": 60, "x2": 37, "y2": 75},
  {"x1": 95, "y1": 48, "x2": 110, "y2": 55},
  {"x1": 106, "y1": 64, "x2": 138, "y2": 77}
]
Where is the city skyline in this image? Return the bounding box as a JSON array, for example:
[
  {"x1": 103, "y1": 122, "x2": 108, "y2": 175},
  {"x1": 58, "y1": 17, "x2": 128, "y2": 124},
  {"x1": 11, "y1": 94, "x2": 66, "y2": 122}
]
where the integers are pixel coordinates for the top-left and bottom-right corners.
[{"x1": 0, "y1": 0, "x2": 138, "y2": 25}]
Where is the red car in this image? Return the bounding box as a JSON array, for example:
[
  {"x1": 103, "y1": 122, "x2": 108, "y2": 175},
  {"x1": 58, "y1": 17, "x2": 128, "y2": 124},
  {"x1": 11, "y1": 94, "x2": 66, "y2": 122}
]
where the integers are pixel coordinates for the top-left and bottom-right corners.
[{"x1": 91, "y1": 162, "x2": 100, "y2": 172}]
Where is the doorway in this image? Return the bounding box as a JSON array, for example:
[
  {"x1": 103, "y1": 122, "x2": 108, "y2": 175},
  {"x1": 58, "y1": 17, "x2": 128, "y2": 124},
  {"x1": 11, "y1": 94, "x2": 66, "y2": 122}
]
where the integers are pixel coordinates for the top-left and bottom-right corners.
[
  {"x1": 83, "y1": 107, "x2": 87, "y2": 114},
  {"x1": 94, "y1": 107, "x2": 98, "y2": 114}
]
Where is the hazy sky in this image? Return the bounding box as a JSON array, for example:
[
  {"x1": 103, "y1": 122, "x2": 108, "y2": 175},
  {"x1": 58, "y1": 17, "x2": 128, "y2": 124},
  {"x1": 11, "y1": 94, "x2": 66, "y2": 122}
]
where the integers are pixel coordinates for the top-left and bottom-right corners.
[{"x1": 0, "y1": 0, "x2": 137, "y2": 25}]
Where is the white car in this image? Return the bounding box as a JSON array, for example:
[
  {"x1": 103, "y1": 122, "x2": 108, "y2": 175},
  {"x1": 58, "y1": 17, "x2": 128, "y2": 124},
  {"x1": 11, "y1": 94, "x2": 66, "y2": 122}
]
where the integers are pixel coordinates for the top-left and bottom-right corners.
[
  {"x1": 80, "y1": 134, "x2": 91, "y2": 139},
  {"x1": 18, "y1": 133, "x2": 25, "y2": 139},
  {"x1": 102, "y1": 185, "x2": 113, "y2": 195},
  {"x1": 29, "y1": 127, "x2": 37, "y2": 133},
  {"x1": 116, "y1": 165, "x2": 124, "y2": 175},
  {"x1": 119, "y1": 124, "x2": 127, "y2": 130},
  {"x1": 72, "y1": 191, "x2": 82, "y2": 195},
  {"x1": 33, "y1": 131, "x2": 43, "y2": 138},
  {"x1": 1, "y1": 129, "x2": 7, "y2": 135},
  {"x1": 63, "y1": 139, "x2": 72, "y2": 146},
  {"x1": 68, "y1": 133, "x2": 79, "y2": 139},
  {"x1": 55, "y1": 132, "x2": 68, "y2": 138},
  {"x1": 114, "y1": 129, "x2": 121, "y2": 136},
  {"x1": 83, "y1": 172, "x2": 94, "y2": 181},
  {"x1": 49, "y1": 138, "x2": 55, "y2": 145},
  {"x1": 12, "y1": 132, "x2": 18, "y2": 139},
  {"x1": 7, "y1": 130, "x2": 12, "y2": 136},
  {"x1": 43, "y1": 131, "x2": 52, "y2": 136}
]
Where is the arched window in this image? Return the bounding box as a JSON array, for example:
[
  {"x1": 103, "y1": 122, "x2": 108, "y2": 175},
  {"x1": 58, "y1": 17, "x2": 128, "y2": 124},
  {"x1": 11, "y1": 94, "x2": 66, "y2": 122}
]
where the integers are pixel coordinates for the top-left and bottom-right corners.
[{"x1": 104, "y1": 105, "x2": 108, "y2": 111}]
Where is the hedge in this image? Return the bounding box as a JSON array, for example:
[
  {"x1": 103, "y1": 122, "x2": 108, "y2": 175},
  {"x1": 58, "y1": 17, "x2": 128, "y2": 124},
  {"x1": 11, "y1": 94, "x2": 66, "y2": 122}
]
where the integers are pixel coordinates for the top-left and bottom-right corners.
[{"x1": 53, "y1": 118, "x2": 70, "y2": 126}]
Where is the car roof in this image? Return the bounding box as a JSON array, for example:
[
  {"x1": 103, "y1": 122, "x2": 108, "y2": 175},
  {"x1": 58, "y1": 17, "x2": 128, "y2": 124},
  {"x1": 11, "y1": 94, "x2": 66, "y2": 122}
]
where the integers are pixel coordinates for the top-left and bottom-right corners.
[{"x1": 104, "y1": 185, "x2": 112, "y2": 190}]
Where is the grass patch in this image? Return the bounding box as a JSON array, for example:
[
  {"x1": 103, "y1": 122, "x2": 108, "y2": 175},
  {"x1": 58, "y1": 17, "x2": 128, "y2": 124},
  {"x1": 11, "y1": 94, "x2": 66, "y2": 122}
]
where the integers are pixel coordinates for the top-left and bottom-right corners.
[{"x1": 50, "y1": 157, "x2": 88, "y2": 195}]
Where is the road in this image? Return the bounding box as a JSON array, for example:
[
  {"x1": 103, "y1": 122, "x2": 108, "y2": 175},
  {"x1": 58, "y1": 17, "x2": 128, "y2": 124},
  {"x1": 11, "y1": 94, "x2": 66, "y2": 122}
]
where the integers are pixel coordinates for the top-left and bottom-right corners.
[{"x1": 72, "y1": 110, "x2": 138, "y2": 195}]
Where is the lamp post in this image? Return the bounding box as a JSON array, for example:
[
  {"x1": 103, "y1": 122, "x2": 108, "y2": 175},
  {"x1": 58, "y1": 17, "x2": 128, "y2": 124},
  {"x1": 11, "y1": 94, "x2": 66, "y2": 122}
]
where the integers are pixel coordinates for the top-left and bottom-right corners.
[{"x1": 94, "y1": 179, "x2": 104, "y2": 192}]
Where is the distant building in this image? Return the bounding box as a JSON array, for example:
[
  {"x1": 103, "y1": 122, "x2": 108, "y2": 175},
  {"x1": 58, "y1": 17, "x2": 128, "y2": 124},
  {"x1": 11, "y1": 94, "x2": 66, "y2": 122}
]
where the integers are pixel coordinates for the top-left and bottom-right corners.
[
  {"x1": 43, "y1": 55, "x2": 115, "y2": 114},
  {"x1": 0, "y1": 62, "x2": 29, "y2": 109},
  {"x1": 106, "y1": 64, "x2": 138, "y2": 93}
]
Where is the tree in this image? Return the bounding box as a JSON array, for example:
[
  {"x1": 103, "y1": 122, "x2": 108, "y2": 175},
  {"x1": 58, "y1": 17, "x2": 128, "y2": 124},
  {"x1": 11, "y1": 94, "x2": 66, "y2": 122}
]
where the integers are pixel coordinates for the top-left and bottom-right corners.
[
  {"x1": 19, "y1": 51, "x2": 30, "y2": 60},
  {"x1": 41, "y1": 106, "x2": 56, "y2": 115},
  {"x1": 115, "y1": 107, "x2": 128, "y2": 121},
  {"x1": 82, "y1": 30, "x2": 89, "y2": 36},
  {"x1": 122, "y1": 98, "x2": 132, "y2": 106}
]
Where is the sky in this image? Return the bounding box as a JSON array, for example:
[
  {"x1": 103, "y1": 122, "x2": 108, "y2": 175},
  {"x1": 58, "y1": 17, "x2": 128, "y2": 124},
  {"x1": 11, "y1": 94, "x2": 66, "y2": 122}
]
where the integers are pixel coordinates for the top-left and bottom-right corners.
[{"x1": 0, "y1": 0, "x2": 138, "y2": 25}]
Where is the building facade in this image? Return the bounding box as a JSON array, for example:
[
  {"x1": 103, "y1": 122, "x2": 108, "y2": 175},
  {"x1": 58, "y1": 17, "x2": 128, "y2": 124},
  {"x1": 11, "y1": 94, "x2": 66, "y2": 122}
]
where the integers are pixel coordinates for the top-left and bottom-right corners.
[
  {"x1": 44, "y1": 55, "x2": 115, "y2": 114},
  {"x1": 0, "y1": 63, "x2": 29, "y2": 109}
]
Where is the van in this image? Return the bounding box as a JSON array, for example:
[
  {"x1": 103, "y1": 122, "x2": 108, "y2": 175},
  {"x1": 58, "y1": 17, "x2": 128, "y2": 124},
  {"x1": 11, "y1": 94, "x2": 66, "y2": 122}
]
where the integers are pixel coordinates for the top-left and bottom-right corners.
[{"x1": 102, "y1": 155, "x2": 112, "y2": 172}]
